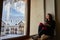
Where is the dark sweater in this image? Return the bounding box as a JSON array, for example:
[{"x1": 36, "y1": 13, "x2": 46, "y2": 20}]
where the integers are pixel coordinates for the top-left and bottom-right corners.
[{"x1": 38, "y1": 20, "x2": 55, "y2": 37}]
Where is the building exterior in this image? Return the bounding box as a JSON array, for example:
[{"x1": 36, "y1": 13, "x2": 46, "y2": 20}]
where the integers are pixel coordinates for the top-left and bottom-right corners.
[{"x1": 1, "y1": 21, "x2": 24, "y2": 36}]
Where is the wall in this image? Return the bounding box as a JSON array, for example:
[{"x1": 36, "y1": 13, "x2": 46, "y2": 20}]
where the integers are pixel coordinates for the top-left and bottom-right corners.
[
  {"x1": 56, "y1": 0, "x2": 60, "y2": 40},
  {"x1": 46, "y1": 0, "x2": 55, "y2": 19},
  {"x1": 30, "y1": 0, "x2": 44, "y2": 35}
]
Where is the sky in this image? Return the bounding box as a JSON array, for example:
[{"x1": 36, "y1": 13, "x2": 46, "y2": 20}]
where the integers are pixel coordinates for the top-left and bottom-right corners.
[{"x1": 2, "y1": 0, "x2": 25, "y2": 25}]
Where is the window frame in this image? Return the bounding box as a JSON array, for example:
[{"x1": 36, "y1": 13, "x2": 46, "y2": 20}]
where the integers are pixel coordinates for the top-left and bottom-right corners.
[{"x1": 0, "y1": 0, "x2": 30, "y2": 40}]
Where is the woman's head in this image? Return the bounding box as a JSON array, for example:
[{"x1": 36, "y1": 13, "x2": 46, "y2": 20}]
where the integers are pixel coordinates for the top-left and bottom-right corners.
[{"x1": 46, "y1": 13, "x2": 53, "y2": 21}]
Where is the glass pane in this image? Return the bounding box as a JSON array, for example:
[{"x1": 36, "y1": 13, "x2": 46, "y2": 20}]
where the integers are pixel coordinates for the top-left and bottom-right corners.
[{"x1": 0, "y1": 0, "x2": 27, "y2": 40}]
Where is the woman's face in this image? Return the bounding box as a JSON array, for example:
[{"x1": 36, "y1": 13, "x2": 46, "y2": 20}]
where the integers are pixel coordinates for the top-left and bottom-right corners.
[{"x1": 46, "y1": 15, "x2": 49, "y2": 19}]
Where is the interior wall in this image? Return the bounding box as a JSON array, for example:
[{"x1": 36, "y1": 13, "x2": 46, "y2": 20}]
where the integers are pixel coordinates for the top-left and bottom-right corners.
[
  {"x1": 46, "y1": 0, "x2": 55, "y2": 19},
  {"x1": 56, "y1": 0, "x2": 60, "y2": 39},
  {"x1": 30, "y1": 0, "x2": 44, "y2": 35}
]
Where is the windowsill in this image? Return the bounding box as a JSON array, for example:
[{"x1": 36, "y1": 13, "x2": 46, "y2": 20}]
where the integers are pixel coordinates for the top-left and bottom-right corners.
[{"x1": 0, "y1": 34, "x2": 25, "y2": 40}]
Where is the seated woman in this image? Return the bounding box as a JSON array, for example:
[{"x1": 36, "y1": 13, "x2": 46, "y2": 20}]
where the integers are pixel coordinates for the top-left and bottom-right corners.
[{"x1": 38, "y1": 14, "x2": 56, "y2": 40}]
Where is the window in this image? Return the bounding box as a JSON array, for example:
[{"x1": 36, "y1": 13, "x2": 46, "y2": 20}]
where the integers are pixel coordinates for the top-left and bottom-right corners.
[{"x1": 0, "y1": 0, "x2": 28, "y2": 40}]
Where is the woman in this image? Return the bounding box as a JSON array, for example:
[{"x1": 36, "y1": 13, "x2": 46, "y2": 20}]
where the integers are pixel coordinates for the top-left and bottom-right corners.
[{"x1": 38, "y1": 14, "x2": 56, "y2": 40}]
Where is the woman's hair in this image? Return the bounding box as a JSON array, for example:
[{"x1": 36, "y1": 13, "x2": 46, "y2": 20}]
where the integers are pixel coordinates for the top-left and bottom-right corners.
[{"x1": 48, "y1": 13, "x2": 53, "y2": 21}]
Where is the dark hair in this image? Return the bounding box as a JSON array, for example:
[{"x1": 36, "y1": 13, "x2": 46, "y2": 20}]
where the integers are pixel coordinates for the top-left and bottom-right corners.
[{"x1": 48, "y1": 14, "x2": 53, "y2": 21}]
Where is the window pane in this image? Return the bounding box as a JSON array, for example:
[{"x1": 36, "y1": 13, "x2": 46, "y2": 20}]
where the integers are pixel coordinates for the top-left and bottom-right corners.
[{"x1": 0, "y1": 0, "x2": 27, "y2": 39}]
